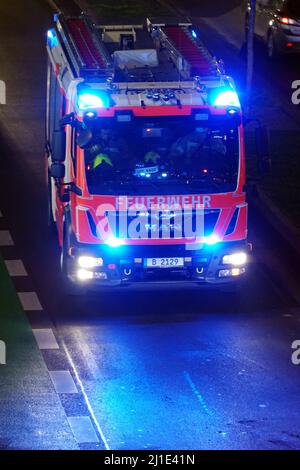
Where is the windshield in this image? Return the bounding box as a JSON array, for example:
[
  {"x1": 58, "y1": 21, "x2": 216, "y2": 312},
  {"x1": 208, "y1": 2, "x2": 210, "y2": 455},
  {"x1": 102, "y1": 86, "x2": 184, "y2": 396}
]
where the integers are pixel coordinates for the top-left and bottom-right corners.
[{"x1": 82, "y1": 116, "x2": 240, "y2": 195}]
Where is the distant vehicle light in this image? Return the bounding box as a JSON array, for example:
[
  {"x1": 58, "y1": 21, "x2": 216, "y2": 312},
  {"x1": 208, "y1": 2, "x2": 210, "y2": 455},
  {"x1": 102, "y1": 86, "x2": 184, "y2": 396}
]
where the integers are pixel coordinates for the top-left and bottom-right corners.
[
  {"x1": 204, "y1": 235, "x2": 220, "y2": 245},
  {"x1": 280, "y1": 17, "x2": 290, "y2": 24},
  {"x1": 77, "y1": 269, "x2": 94, "y2": 281},
  {"x1": 213, "y1": 90, "x2": 241, "y2": 108},
  {"x1": 222, "y1": 252, "x2": 247, "y2": 266},
  {"x1": 78, "y1": 92, "x2": 108, "y2": 110},
  {"x1": 191, "y1": 29, "x2": 197, "y2": 39},
  {"x1": 78, "y1": 256, "x2": 104, "y2": 269},
  {"x1": 105, "y1": 237, "x2": 124, "y2": 248}
]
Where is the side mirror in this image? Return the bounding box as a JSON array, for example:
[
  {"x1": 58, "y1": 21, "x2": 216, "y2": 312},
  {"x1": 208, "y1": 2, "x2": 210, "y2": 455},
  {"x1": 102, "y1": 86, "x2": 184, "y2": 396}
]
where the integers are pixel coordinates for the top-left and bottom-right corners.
[
  {"x1": 50, "y1": 162, "x2": 65, "y2": 179},
  {"x1": 52, "y1": 130, "x2": 66, "y2": 162},
  {"x1": 76, "y1": 126, "x2": 93, "y2": 149},
  {"x1": 60, "y1": 113, "x2": 75, "y2": 127},
  {"x1": 255, "y1": 126, "x2": 271, "y2": 176}
]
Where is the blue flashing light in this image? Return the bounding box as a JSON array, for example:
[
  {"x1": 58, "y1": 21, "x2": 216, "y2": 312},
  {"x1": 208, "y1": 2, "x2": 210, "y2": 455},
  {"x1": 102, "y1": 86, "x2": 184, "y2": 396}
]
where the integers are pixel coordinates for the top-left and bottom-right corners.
[
  {"x1": 191, "y1": 29, "x2": 198, "y2": 39},
  {"x1": 47, "y1": 29, "x2": 58, "y2": 48},
  {"x1": 204, "y1": 234, "x2": 220, "y2": 245},
  {"x1": 105, "y1": 236, "x2": 124, "y2": 248},
  {"x1": 213, "y1": 89, "x2": 240, "y2": 108},
  {"x1": 78, "y1": 92, "x2": 109, "y2": 110}
]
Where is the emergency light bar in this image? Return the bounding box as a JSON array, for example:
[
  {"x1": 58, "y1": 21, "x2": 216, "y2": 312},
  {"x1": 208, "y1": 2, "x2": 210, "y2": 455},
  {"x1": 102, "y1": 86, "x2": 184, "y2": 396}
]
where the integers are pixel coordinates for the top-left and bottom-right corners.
[
  {"x1": 212, "y1": 89, "x2": 241, "y2": 108},
  {"x1": 78, "y1": 91, "x2": 110, "y2": 110}
]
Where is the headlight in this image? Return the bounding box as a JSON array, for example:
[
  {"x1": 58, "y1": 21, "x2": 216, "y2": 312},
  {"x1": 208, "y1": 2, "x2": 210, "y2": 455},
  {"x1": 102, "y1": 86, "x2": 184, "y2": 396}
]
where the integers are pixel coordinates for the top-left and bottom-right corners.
[
  {"x1": 78, "y1": 256, "x2": 103, "y2": 269},
  {"x1": 222, "y1": 252, "x2": 247, "y2": 266}
]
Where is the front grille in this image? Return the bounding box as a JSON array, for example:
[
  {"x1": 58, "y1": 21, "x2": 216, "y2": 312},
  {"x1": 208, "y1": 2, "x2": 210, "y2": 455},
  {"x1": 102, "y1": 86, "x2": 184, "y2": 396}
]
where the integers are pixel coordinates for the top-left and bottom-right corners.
[{"x1": 87, "y1": 209, "x2": 220, "y2": 242}]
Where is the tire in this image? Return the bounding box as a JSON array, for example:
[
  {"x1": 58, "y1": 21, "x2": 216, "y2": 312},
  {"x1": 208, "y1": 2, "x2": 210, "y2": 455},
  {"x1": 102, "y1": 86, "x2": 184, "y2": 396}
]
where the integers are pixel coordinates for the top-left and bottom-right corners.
[{"x1": 60, "y1": 219, "x2": 86, "y2": 295}]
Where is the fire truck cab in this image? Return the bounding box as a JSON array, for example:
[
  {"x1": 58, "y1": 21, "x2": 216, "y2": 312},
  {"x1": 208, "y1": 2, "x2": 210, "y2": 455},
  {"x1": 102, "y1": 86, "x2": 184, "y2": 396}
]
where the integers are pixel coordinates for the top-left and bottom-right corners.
[{"x1": 46, "y1": 13, "x2": 249, "y2": 289}]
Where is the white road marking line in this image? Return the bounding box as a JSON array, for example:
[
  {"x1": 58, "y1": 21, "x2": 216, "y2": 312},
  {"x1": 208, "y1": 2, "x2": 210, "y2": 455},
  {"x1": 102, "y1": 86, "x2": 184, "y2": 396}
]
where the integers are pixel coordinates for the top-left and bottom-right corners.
[
  {"x1": 67, "y1": 416, "x2": 99, "y2": 444},
  {"x1": 5, "y1": 259, "x2": 28, "y2": 277},
  {"x1": 49, "y1": 370, "x2": 79, "y2": 394},
  {"x1": 62, "y1": 340, "x2": 110, "y2": 450},
  {"x1": 183, "y1": 371, "x2": 213, "y2": 416},
  {"x1": 33, "y1": 328, "x2": 59, "y2": 350},
  {"x1": 0, "y1": 230, "x2": 14, "y2": 246},
  {"x1": 17, "y1": 292, "x2": 43, "y2": 311}
]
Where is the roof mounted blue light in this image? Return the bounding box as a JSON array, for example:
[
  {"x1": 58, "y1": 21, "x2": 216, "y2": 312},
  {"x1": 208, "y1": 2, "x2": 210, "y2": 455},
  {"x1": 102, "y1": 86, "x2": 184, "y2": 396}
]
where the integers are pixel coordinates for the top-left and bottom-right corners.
[
  {"x1": 47, "y1": 29, "x2": 58, "y2": 49},
  {"x1": 78, "y1": 92, "x2": 109, "y2": 111},
  {"x1": 213, "y1": 89, "x2": 241, "y2": 108}
]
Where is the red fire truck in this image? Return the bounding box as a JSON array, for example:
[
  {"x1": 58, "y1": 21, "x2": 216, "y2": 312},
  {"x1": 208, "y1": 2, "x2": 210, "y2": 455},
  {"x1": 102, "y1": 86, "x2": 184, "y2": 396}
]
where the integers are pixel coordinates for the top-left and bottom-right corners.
[{"x1": 45, "y1": 13, "x2": 249, "y2": 289}]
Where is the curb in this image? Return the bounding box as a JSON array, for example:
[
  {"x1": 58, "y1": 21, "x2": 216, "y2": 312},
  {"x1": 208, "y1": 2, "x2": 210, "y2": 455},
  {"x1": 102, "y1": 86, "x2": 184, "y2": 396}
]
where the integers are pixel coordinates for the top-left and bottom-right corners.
[{"x1": 253, "y1": 186, "x2": 300, "y2": 257}]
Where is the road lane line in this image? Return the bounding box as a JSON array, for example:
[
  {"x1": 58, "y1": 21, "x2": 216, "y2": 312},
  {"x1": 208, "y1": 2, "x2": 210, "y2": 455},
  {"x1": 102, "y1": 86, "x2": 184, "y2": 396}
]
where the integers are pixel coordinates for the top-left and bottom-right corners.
[
  {"x1": 0, "y1": 230, "x2": 14, "y2": 246},
  {"x1": 49, "y1": 370, "x2": 79, "y2": 394},
  {"x1": 67, "y1": 416, "x2": 99, "y2": 444},
  {"x1": 5, "y1": 259, "x2": 28, "y2": 277},
  {"x1": 33, "y1": 328, "x2": 59, "y2": 350},
  {"x1": 17, "y1": 292, "x2": 43, "y2": 311},
  {"x1": 61, "y1": 340, "x2": 110, "y2": 450},
  {"x1": 183, "y1": 371, "x2": 213, "y2": 417}
]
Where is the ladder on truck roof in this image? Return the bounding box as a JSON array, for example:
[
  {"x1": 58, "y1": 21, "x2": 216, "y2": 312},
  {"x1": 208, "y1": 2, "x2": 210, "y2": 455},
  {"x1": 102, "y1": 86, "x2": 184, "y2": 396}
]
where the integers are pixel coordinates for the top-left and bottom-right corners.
[
  {"x1": 147, "y1": 19, "x2": 221, "y2": 80},
  {"x1": 55, "y1": 14, "x2": 112, "y2": 79}
]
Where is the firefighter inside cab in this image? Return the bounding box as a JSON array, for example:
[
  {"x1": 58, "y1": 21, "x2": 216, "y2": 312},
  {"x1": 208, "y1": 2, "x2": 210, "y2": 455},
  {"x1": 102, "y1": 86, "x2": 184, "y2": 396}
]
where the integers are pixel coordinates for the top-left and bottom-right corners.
[
  {"x1": 83, "y1": 122, "x2": 231, "y2": 185},
  {"x1": 84, "y1": 124, "x2": 129, "y2": 178}
]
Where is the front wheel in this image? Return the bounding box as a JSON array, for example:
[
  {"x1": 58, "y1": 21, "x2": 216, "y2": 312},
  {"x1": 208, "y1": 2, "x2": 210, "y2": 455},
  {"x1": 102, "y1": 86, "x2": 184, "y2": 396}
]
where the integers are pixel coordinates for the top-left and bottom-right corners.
[{"x1": 60, "y1": 221, "x2": 86, "y2": 295}]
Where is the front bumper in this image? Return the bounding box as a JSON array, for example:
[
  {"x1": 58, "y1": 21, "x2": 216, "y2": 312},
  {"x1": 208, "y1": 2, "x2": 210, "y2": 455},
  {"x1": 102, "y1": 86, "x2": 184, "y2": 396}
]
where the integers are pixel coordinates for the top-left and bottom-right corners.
[{"x1": 66, "y1": 240, "x2": 250, "y2": 288}]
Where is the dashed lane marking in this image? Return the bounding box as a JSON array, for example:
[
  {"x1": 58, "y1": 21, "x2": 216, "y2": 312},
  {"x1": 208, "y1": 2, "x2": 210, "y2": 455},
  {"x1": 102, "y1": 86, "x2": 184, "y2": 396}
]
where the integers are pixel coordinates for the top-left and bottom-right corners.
[
  {"x1": 183, "y1": 370, "x2": 214, "y2": 417},
  {"x1": 33, "y1": 328, "x2": 60, "y2": 350},
  {"x1": 0, "y1": 230, "x2": 14, "y2": 246},
  {"x1": 67, "y1": 416, "x2": 100, "y2": 444},
  {"x1": 0, "y1": 208, "x2": 108, "y2": 448},
  {"x1": 17, "y1": 292, "x2": 43, "y2": 311},
  {"x1": 49, "y1": 370, "x2": 79, "y2": 394},
  {"x1": 5, "y1": 259, "x2": 28, "y2": 277}
]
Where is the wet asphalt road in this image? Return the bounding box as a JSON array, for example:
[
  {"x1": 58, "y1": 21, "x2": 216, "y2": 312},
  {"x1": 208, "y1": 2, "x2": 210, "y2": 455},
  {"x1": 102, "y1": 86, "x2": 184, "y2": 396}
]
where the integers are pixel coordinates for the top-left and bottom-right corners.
[{"x1": 0, "y1": 0, "x2": 300, "y2": 450}]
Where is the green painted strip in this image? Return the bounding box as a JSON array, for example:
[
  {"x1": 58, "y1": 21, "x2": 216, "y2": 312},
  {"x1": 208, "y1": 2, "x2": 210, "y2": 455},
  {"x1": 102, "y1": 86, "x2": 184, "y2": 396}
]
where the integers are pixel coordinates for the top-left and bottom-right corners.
[
  {"x1": 0, "y1": 253, "x2": 39, "y2": 371},
  {"x1": 0, "y1": 254, "x2": 23, "y2": 314},
  {"x1": 0, "y1": 255, "x2": 78, "y2": 449}
]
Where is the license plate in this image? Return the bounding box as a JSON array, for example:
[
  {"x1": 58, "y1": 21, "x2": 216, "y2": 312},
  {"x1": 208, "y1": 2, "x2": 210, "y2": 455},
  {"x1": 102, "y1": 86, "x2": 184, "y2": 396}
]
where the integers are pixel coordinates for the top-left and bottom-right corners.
[{"x1": 145, "y1": 257, "x2": 184, "y2": 268}]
